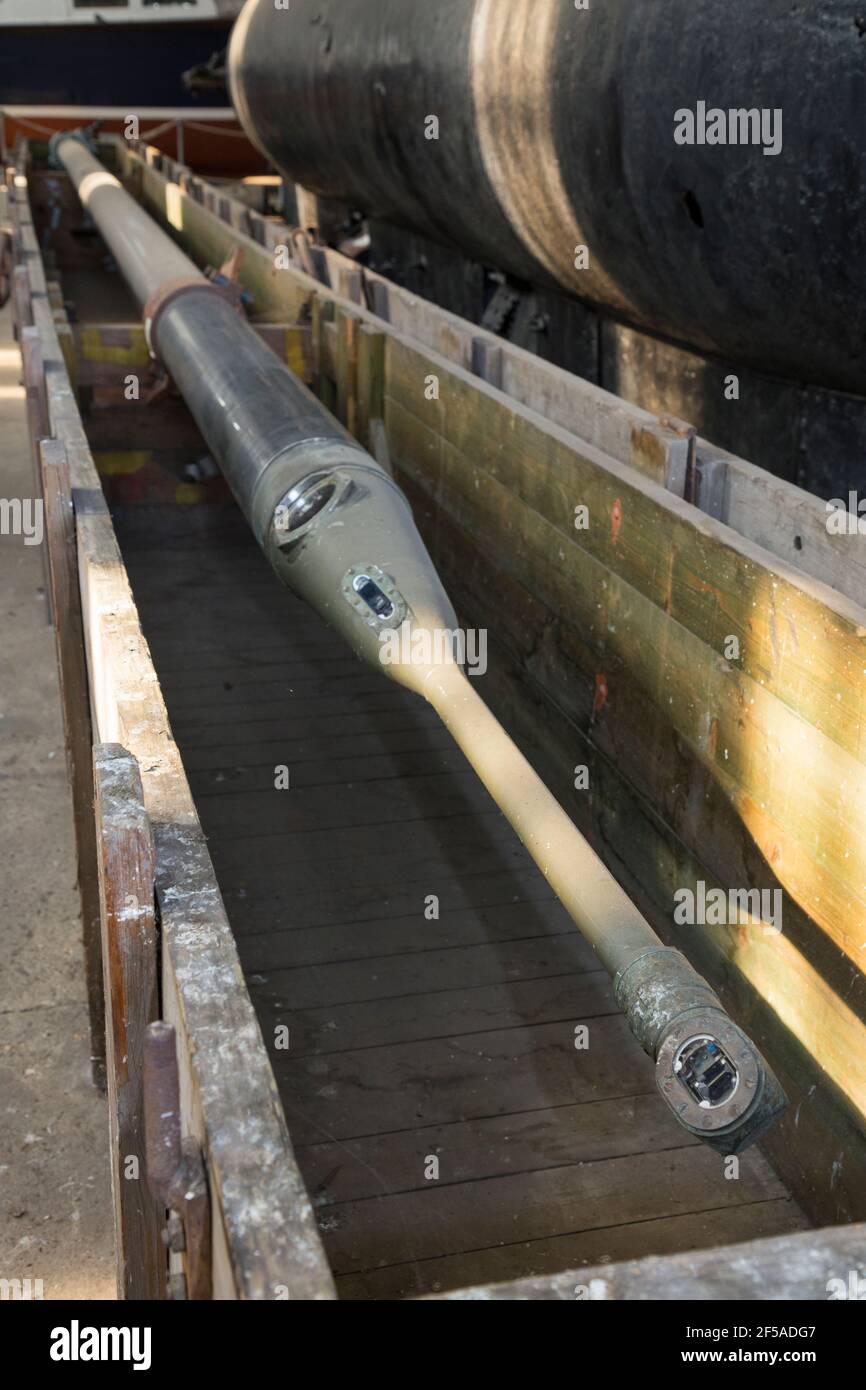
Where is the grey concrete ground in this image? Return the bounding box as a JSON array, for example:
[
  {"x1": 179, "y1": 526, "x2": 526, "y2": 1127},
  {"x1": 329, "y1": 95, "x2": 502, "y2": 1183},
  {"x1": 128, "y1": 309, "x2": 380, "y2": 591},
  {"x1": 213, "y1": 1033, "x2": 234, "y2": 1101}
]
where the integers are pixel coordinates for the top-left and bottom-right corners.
[{"x1": 0, "y1": 298, "x2": 115, "y2": 1299}]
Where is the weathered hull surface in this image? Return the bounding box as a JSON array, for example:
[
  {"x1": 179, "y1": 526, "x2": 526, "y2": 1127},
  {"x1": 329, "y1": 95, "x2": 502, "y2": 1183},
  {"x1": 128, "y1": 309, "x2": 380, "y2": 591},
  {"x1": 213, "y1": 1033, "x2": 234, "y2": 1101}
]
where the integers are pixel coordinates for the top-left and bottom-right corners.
[{"x1": 230, "y1": 0, "x2": 866, "y2": 393}]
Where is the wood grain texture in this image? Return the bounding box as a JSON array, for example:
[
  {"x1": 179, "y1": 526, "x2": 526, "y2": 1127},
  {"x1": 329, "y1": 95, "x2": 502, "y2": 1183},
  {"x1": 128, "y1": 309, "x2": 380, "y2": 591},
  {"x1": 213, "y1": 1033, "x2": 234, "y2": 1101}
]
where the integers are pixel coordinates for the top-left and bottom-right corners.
[
  {"x1": 39, "y1": 439, "x2": 106, "y2": 1085},
  {"x1": 431, "y1": 1221, "x2": 865, "y2": 1302},
  {"x1": 93, "y1": 742, "x2": 164, "y2": 1300}
]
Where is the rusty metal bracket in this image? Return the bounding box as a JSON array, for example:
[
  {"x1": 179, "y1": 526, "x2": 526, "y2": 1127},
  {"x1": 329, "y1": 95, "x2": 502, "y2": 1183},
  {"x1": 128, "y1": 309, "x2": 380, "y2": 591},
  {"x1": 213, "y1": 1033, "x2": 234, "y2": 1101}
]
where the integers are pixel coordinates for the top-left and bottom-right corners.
[{"x1": 143, "y1": 1021, "x2": 212, "y2": 1300}]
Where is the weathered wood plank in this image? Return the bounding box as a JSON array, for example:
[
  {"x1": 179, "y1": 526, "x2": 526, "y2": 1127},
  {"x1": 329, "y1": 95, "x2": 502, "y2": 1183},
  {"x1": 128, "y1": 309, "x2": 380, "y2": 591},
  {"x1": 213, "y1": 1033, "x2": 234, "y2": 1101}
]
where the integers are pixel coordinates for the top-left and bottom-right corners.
[
  {"x1": 297, "y1": 1095, "x2": 696, "y2": 1206},
  {"x1": 253, "y1": 970, "x2": 609, "y2": 1059},
  {"x1": 20, "y1": 323, "x2": 54, "y2": 622},
  {"x1": 320, "y1": 1145, "x2": 787, "y2": 1276},
  {"x1": 348, "y1": 1201, "x2": 808, "y2": 1300},
  {"x1": 273, "y1": 1016, "x2": 654, "y2": 1147},
  {"x1": 93, "y1": 742, "x2": 164, "y2": 1300},
  {"x1": 432, "y1": 1222, "x2": 865, "y2": 1302},
  {"x1": 386, "y1": 337, "x2": 866, "y2": 763},
  {"x1": 39, "y1": 440, "x2": 105, "y2": 1085}
]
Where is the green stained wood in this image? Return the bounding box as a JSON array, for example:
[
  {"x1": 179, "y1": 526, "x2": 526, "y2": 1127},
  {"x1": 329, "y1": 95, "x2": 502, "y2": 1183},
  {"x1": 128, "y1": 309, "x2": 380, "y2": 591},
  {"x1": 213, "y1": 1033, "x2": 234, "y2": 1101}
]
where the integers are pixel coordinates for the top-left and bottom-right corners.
[
  {"x1": 388, "y1": 401, "x2": 866, "y2": 973},
  {"x1": 384, "y1": 337, "x2": 866, "y2": 767}
]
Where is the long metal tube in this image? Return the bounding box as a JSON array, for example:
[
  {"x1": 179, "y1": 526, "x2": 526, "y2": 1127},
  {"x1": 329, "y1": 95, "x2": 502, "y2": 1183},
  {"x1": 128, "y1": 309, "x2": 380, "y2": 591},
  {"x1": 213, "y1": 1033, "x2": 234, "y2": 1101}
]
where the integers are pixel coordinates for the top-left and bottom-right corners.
[
  {"x1": 57, "y1": 137, "x2": 785, "y2": 1154},
  {"x1": 55, "y1": 135, "x2": 199, "y2": 309},
  {"x1": 229, "y1": 0, "x2": 866, "y2": 394}
]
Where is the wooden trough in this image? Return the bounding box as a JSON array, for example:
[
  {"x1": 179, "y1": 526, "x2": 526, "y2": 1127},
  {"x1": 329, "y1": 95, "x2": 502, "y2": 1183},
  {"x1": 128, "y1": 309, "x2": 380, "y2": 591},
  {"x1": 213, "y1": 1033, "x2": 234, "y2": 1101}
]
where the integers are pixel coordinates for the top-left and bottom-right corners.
[{"x1": 5, "y1": 127, "x2": 866, "y2": 1299}]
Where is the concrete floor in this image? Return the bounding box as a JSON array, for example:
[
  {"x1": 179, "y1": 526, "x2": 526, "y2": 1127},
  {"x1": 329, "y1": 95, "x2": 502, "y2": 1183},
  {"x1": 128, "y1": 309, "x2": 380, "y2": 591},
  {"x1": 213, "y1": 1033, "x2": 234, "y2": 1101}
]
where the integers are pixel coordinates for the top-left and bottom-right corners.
[{"x1": 0, "y1": 299, "x2": 115, "y2": 1299}]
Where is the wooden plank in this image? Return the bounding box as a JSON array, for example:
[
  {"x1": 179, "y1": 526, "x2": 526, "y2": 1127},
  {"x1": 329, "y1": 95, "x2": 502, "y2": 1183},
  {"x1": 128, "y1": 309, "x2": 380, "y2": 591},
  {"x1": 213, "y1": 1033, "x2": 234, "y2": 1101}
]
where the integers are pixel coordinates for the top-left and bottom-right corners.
[
  {"x1": 433, "y1": 1221, "x2": 865, "y2": 1302},
  {"x1": 297, "y1": 1094, "x2": 696, "y2": 1205},
  {"x1": 385, "y1": 336, "x2": 866, "y2": 760},
  {"x1": 174, "y1": 770, "x2": 499, "y2": 835},
  {"x1": 717, "y1": 445, "x2": 866, "y2": 609},
  {"x1": 20, "y1": 324, "x2": 53, "y2": 620},
  {"x1": 356, "y1": 323, "x2": 386, "y2": 452},
  {"x1": 232, "y1": 894, "x2": 574, "y2": 958},
  {"x1": 355, "y1": 1201, "x2": 808, "y2": 1300},
  {"x1": 273, "y1": 1016, "x2": 655, "y2": 1146},
  {"x1": 334, "y1": 304, "x2": 359, "y2": 433},
  {"x1": 247, "y1": 935, "x2": 596, "y2": 1016},
  {"x1": 39, "y1": 440, "x2": 105, "y2": 1086},
  {"x1": 93, "y1": 743, "x2": 164, "y2": 1300},
  {"x1": 319, "y1": 1145, "x2": 788, "y2": 1275},
  {"x1": 11, "y1": 262, "x2": 32, "y2": 337},
  {"x1": 255, "y1": 970, "x2": 612, "y2": 1060}
]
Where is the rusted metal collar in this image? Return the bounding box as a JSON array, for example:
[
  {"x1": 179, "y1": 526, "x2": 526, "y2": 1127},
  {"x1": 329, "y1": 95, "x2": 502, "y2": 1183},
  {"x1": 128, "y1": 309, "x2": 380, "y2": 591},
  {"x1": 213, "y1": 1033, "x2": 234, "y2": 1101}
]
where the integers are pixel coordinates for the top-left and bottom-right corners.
[{"x1": 143, "y1": 277, "x2": 238, "y2": 362}]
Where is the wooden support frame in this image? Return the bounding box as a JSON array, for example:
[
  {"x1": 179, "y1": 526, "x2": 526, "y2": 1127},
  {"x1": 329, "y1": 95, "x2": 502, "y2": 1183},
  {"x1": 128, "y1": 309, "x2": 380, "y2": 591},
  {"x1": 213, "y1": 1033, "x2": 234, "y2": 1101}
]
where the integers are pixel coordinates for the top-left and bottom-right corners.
[
  {"x1": 20, "y1": 324, "x2": 53, "y2": 622},
  {"x1": 11, "y1": 262, "x2": 32, "y2": 337},
  {"x1": 39, "y1": 439, "x2": 106, "y2": 1086},
  {"x1": 21, "y1": 166, "x2": 336, "y2": 1300},
  {"x1": 93, "y1": 743, "x2": 164, "y2": 1300},
  {"x1": 430, "y1": 1222, "x2": 866, "y2": 1301}
]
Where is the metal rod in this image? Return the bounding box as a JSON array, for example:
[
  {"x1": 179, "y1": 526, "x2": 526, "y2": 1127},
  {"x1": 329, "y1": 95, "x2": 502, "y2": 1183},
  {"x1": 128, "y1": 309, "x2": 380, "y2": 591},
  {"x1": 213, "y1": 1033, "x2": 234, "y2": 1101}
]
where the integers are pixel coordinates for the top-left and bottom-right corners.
[
  {"x1": 54, "y1": 134, "x2": 200, "y2": 309},
  {"x1": 56, "y1": 138, "x2": 786, "y2": 1154}
]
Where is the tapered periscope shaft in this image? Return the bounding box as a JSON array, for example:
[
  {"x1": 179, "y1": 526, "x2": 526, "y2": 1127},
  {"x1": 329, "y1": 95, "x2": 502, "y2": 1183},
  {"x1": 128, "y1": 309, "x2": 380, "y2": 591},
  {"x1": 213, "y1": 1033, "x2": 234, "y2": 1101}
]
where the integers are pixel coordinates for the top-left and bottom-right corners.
[{"x1": 55, "y1": 133, "x2": 786, "y2": 1155}]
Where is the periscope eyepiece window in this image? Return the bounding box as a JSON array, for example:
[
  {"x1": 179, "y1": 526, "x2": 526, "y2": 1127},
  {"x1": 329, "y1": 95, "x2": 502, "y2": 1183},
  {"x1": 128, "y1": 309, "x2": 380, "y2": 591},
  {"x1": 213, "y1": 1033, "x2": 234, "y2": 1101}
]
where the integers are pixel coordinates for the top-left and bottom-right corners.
[
  {"x1": 284, "y1": 478, "x2": 337, "y2": 533},
  {"x1": 674, "y1": 1035, "x2": 739, "y2": 1109},
  {"x1": 352, "y1": 574, "x2": 395, "y2": 621}
]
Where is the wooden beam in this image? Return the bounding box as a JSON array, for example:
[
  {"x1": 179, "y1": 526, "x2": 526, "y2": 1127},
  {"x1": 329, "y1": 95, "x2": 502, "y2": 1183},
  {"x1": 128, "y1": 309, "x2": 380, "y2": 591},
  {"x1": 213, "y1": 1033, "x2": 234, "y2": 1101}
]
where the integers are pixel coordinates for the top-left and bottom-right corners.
[
  {"x1": 20, "y1": 324, "x2": 53, "y2": 620},
  {"x1": 384, "y1": 336, "x2": 866, "y2": 770},
  {"x1": 11, "y1": 263, "x2": 32, "y2": 338},
  {"x1": 93, "y1": 743, "x2": 164, "y2": 1300},
  {"x1": 430, "y1": 1223, "x2": 866, "y2": 1300},
  {"x1": 39, "y1": 440, "x2": 106, "y2": 1087}
]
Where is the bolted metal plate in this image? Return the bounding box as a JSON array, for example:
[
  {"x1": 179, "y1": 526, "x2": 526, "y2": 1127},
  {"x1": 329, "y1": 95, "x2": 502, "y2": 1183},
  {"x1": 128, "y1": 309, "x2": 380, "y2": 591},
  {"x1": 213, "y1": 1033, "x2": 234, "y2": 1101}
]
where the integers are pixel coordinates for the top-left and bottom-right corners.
[{"x1": 656, "y1": 1015, "x2": 760, "y2": 1134}]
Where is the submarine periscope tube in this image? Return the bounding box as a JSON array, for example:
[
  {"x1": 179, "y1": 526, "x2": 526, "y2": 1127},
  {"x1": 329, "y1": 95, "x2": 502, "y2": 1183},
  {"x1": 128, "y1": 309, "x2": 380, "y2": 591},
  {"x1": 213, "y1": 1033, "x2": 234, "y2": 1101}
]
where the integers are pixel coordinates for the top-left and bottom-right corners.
[{"x1": 55, "y1": 132, "x2": 786, "y2": 1155}]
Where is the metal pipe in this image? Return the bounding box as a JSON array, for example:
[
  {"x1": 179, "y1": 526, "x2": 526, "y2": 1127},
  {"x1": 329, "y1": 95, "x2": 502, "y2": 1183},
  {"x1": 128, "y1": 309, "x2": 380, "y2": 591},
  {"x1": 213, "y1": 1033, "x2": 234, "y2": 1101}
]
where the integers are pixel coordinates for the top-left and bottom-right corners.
[
  {"x1": 57, "y1": 137, "x2": 785, "y2": 1154},
  {"x1": 229, "y1": 0, "x2": 866, "y2": 395},
  {"x1": 53, "y1": 133, "x2": 200, "y2": 310}
]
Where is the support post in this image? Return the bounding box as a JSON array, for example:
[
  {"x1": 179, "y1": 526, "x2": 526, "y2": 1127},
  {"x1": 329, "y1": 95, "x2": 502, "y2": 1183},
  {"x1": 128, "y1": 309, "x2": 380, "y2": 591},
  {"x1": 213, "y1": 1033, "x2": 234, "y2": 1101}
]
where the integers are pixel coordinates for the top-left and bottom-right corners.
[
  {"x1": 94, "y1": 744, "x2": 164, "y2": 1300},
  {"x1": 39, "y1": 440, "x2": 106, "y2": 1086}
]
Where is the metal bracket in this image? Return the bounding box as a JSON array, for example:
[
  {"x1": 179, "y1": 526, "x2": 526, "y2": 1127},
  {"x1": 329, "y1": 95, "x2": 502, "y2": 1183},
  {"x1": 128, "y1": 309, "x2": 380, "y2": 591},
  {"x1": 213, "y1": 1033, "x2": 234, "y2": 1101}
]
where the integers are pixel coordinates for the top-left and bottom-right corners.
[
  {"x1": 480, "y1": 279, "x2": 521, "y2": 335},
  {"x1": 143, "y1": 1021, "x2": 212, "y2": 1300}
]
